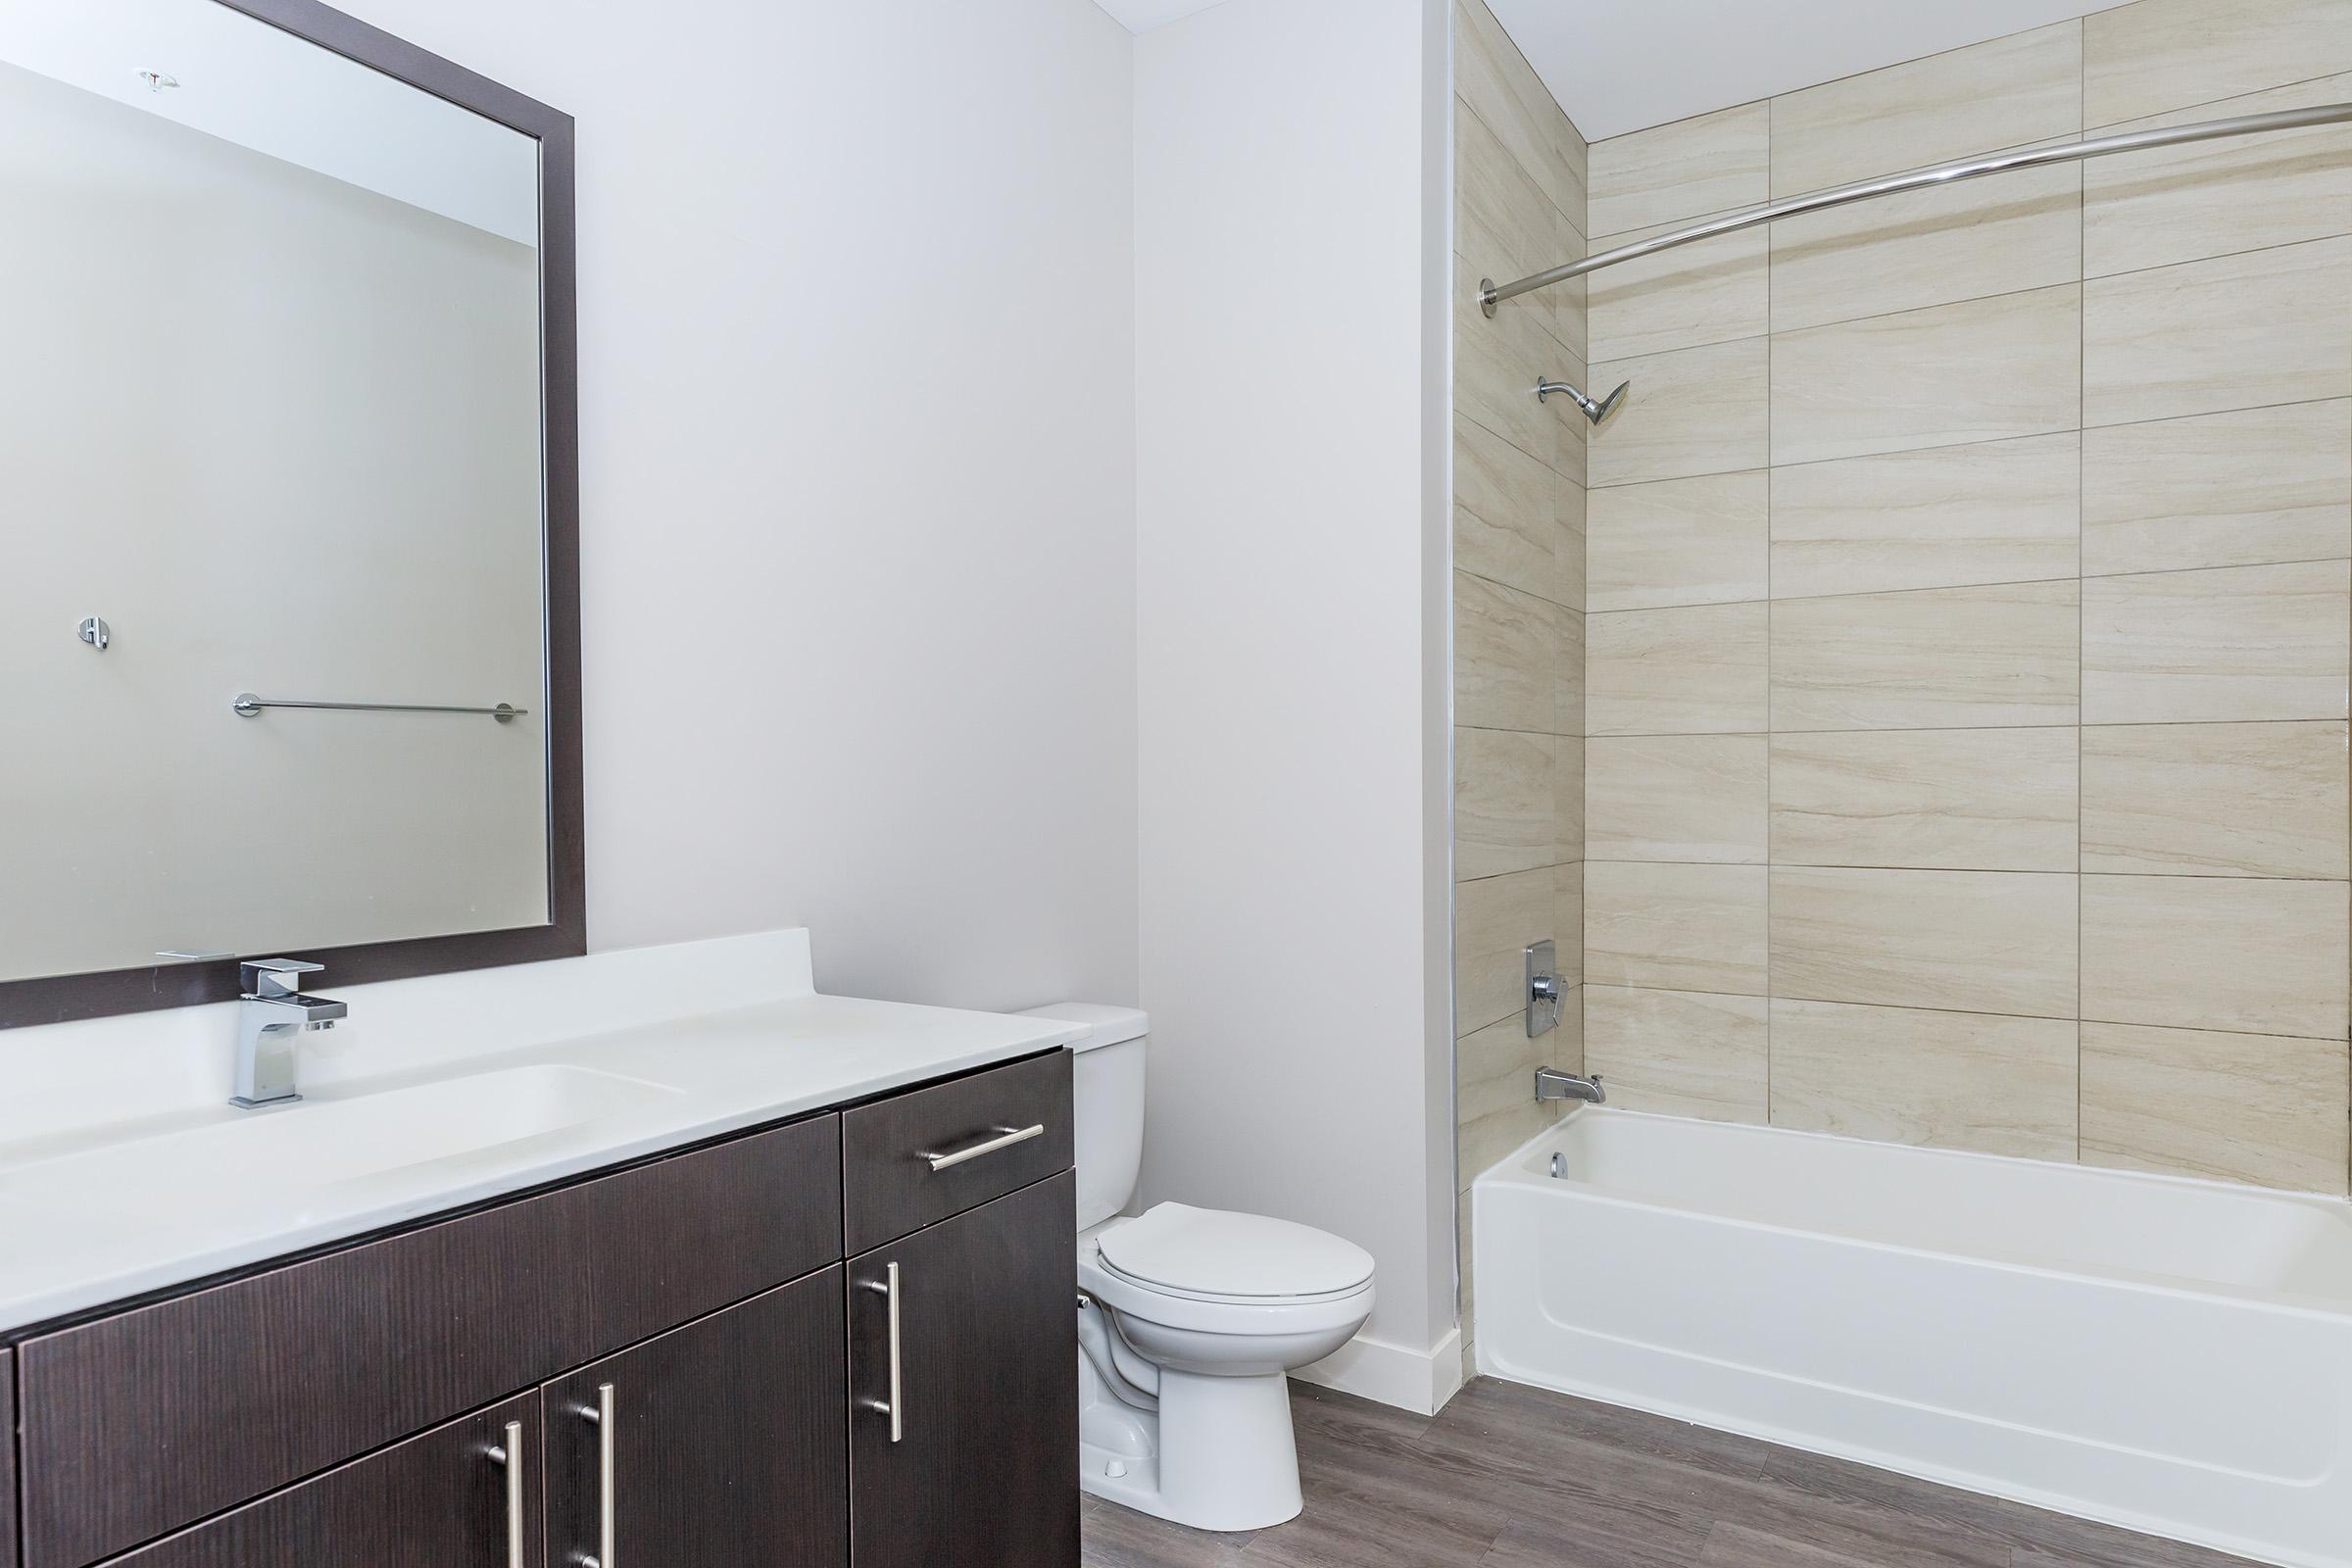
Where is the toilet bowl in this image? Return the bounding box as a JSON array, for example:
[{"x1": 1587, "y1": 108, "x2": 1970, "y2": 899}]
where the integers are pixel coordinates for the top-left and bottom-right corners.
[
  {"x1": 1017, "y1": 1003, "x2": 1377, "y2": 1534},
  {"x1": 1076, "y1": 1204, "x2": 1374, "y2": 1531}
]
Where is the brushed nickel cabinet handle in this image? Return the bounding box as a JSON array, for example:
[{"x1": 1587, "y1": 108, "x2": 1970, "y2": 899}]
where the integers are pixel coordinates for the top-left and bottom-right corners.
[
  {"x1": 487, "y1": 1420, "x2": 524, "y2": 1568},
  {"x1": 924, "y1": 1123, "x2": 1044, "y2": 1172},
  {"x1": 579, "y1": 1382, "x2": 616, "y2": 1568},
  {"x1": 860, "y1": 1262, "x2": 905, "y2": 1443}
]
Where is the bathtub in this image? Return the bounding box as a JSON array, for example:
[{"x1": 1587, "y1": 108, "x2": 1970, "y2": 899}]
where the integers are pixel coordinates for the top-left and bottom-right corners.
[{"x1": 1473, "y1": 1107, "x2": 2352, "y2": 1567}]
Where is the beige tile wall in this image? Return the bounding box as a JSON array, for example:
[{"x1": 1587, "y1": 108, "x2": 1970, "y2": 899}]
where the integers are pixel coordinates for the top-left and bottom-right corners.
[
  {"x1": 1568, "y1": 0, "x2": 2352, "y2": 1197},
  {"x1": 1452, "y1": 0, "x2": 1589, "y2": 1355}
]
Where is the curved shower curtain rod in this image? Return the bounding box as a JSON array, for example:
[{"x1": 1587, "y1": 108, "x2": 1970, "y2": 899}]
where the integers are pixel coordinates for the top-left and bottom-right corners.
[{"x1": 1479, "y1": 99, "x2": 2352, "y2": 317}]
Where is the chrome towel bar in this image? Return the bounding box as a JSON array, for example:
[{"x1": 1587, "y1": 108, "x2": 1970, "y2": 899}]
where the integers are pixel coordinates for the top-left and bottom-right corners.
[{"x1": 232, "y1": 693, "x2": 526, "y2": 722}]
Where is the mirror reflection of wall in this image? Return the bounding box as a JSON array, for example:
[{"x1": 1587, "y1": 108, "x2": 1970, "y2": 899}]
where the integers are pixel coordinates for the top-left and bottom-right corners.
[{"x1": 0, "y1": 0, "x2": 552, "y2": 982}]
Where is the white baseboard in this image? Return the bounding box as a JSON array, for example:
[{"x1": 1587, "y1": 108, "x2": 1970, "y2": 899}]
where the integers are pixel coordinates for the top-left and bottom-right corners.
[{"x1": 1292, "y1": 1326, "x2": 1465, "y2": 1416}]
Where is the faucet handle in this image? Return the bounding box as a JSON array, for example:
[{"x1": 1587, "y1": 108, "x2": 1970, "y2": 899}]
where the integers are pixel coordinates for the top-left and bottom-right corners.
[{"x1": 241, "y1": 957, "x2": 325, "y2": 999}]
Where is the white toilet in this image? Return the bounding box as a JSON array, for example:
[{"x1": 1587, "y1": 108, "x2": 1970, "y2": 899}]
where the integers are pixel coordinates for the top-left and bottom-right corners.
[{"x1": 1019, "y1": 1003, "x2": 1375, "y2": 1534}]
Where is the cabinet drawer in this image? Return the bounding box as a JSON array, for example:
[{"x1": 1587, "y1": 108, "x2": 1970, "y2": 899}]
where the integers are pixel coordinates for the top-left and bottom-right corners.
[
  {"x1": 576, "y1": 1113, "x2": 842, "y2": 1350},
  {"x1": 18, "y1": 1112, "x2": 841, "y2": 1568},
  {"x1": 98, "y1": 1394, "x2": 540, "y2": 1568},
  {"x1": 842, "y1": 1051, "x2": 1072, "y2": 1253}
]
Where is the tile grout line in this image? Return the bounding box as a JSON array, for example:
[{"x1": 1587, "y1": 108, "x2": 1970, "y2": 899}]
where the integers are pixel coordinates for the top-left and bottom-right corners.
[
  {"x1": 2077, "y1": 54, "x2": 2088, "y2": 1171},
  {"x1": 1456, "y1": 394, "x2": 1558, "y2": 481},
  {"x1": 1588, "y1": 854, "x2": 2350, "y2": 884},
  {"x1": 1585, "y1": 231, "x2": 2351, "y2": 384},
  {"x1": 1763, "y1": 114, "x2": 1776, "y2": 1135},
  {"x1": 1455, "y1": 561, "x2": 1581, "y2": 618},
  {"x1": 1587, "y1": 554, "x2": 2352, "y2": 620},
  {"x1": 1583, "y1": 974, "x2": 2352, "y2": 1047},
  {"x1": 1586, "y1": 18, "x2": 2091, "y2": 168},
  {"x1": 2086, "y1": 61, "x2": 2352, "y2": 142},
  {"x1": 1457, "y1": 14, "x2": 1553, "y2": 1321},
  {"x1": 1459, "y1": 0, "x2": 1587, "y2": 244},
  {"x1": 1585, "y1": 391, "x2": 2352, "y2": 493},
  {"x1": 1590, "y1": 227, "x2": 2352, "y2": 368},
  {"x1": 1577, "y1": 716, "x2": 2350, "y2": 740}
]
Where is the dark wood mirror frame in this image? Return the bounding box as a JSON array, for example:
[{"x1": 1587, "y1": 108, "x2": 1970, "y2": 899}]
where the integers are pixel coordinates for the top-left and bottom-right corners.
[{"x1": 0, "y1": 0, "x2": 583, "y2": 1029}]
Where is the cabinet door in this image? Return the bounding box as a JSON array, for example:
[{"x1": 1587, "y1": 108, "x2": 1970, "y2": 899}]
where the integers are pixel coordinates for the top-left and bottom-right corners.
[
  {"x1": 3, "y1": 1349, "x2": 17, "y2": 1568},
  {"x1": 545, "y1": 1267, "x2": 848, "y2": 1568},
  {"x1": 849, "y1": 1171, "x2": 1078, "y2": 1568},
  {"x1": 97, "y1": 1394, "x2": 539, "y2": 1568}
]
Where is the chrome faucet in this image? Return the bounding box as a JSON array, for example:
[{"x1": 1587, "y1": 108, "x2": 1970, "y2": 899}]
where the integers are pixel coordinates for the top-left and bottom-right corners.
[
  {"x1": 232, "y1": 958, "x2": 347, "y2": 1108},
  {"x1": 1535, "y1": 1066, "x2": 1604, "y2": 1104}
]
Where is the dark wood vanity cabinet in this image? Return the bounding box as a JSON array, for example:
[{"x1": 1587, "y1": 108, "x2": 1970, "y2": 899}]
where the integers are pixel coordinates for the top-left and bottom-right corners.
[
  {"x1": 14, "y1": 1114, "x2": 842, "y2": 1568},
  {"x1": 0, "y1": 1050, "x2": 1077, "y2": 1568}
]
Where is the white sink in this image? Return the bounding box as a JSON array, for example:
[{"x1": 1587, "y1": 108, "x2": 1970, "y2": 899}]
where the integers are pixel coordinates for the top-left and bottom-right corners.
[
  {"x1": 0, "y1": 1064, "x2": 685, "y2": 1225},
  {"x1": 0, "y1": 935, "x2": 1095, "y2": 1334}
]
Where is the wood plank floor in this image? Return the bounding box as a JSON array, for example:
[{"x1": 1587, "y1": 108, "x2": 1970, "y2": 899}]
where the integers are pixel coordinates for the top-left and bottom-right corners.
[{"x1": 1080, "y1": 1378, "x2": 2263, "y2": 1568}]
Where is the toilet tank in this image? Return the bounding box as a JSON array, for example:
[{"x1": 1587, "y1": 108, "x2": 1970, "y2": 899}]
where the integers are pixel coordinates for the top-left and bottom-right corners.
[{"x1": 1017, "y1": 1003, "x2": 1149, "y2": 1231}]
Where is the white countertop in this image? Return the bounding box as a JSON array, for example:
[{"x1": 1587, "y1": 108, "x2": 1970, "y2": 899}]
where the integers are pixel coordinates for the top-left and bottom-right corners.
[{"x1": 0, "y1": 930, "x2": 1090, "y2": 1334}]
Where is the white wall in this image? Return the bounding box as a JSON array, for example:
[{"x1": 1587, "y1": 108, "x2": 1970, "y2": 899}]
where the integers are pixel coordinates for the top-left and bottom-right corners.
[
  {"x1": 1133, "y1": 0, "x2": 1458, "y2": 1402},
  {"x1": 19, "y1": 0, "x2": 1464, "y2": 1401},
  {"x1": 332, "y1": 0, "x2": 1142, "y2": 1011}
]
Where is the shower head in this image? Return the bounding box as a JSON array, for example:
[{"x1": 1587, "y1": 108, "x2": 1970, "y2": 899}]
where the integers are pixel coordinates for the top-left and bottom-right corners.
[{"x1": 1536, "y1": 376, "x2": 1631, "y2": 426}]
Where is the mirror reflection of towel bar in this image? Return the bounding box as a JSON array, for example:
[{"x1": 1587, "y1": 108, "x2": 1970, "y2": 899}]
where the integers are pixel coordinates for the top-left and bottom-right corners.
[{"x1": 232, "y1": 693, "x2": 526, "y2": 722}]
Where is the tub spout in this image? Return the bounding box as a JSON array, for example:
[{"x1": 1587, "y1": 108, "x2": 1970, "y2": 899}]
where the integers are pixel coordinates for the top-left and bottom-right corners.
[{"x1": 1535, "y1": 1066, "x2": 1604, "y2": 1104}]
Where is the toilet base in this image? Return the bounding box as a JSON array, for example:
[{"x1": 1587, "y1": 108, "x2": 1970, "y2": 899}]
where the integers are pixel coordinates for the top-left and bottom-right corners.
[{"x1": 1079, "y1": 1357, "x2": 1304, "y2": 1533}]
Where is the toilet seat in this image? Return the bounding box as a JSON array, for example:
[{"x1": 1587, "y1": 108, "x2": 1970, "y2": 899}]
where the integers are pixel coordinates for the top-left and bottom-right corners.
[
  {"x1": 1086, "y1": 1201, "x2": 1376, "y2": 1322},
  {"x1": 1096, "y1": 1200, "x2": 1374, "y2": 1302},
  {"x1": 1096, "y1": 1256, "x2": 1372, "y2": 1306},
  {"x1": 1083, "y1": 1248, "x2": 1374, "y2": 1333}
]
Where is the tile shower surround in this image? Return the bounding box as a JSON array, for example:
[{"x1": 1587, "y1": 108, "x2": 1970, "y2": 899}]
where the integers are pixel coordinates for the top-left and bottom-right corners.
[
  {"x1": 1451, "y1": 0, "x2": 1589, "y2": 1355},
  {"x1": 1459, "y1": 0, "x2": 2352, "y2": 1214}
]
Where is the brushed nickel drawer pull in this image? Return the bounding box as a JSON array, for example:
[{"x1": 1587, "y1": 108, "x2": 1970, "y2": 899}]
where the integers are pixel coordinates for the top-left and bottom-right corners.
[
  {"x1": 488, "y1": 1420, "x2": 524, "y2": 1568},
  {"x1": 924, "y1": 1123, "x2": 1045, "y2": 1172},
  {"x1": 579, "y1": 1382, "x2": 616, "y2": 1568},
  {"x1": 860, "y1": 1261, "x2": 905, "y2": 1443}
]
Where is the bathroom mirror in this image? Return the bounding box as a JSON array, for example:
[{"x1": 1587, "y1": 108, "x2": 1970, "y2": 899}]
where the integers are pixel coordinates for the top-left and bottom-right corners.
[{"x1": 0, "y1": 0, "x2": 581, "y2": 1026}]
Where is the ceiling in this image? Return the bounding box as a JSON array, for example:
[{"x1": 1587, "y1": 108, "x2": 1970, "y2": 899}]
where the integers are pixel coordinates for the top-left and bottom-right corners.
[
  {"x1": 1093, "y1": 0, "x2": 1232, "y2": 33},
  {"x1": 1481, "y1": 0, "x2": 2121, "y2": 141},
  {"x1": 0, "y1": 0, "x2": 539, "y2": 244}
]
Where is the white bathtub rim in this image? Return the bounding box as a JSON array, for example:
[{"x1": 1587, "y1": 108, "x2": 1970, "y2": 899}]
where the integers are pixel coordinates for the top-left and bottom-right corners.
[
  {"x1": 1473, "y1": 1106, "x2": 2352, "y2": 1322},
  {"x1": 1471, "y1": 1353, "x2": 2334, "y2": 1568},
  {"x1": 1491, "y1": 1166, "x2": 2352, "y2": 1324}
]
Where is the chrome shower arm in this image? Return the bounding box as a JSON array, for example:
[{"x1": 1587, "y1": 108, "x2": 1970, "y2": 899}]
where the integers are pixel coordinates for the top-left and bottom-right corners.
[{"x1": 1537, "y1": 377, "x2": 1630, "y2": 425}]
